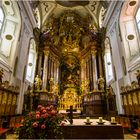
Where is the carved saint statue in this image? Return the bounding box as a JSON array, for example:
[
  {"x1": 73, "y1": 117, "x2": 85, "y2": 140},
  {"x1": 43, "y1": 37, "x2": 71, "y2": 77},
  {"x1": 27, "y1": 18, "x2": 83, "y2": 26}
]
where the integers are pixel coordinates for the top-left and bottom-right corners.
[
  {"x1": 49, "y1": 78, "x2": 54, "y2": 92},
  {"x1": 97, "y1": 76, "x2": 105, "y2": 91},
  {"x1": 34, "y1": 75, "x2": 42, "y2": 90}
]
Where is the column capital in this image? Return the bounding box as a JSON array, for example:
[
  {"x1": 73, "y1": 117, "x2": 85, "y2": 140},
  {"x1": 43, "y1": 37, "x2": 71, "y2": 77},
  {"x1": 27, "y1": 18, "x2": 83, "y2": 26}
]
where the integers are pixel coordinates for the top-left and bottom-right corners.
[
  {"x1": 44, "y1": 50, "x2": 49, "y2": 56},
  {"x1": 91, "y1": 50, "x2": 97, "y2": 56}
]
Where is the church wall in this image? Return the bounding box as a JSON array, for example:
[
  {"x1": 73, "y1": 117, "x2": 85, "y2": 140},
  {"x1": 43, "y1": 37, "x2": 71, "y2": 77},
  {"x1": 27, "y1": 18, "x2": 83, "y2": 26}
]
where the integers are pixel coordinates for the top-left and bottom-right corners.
[
  {"x1": 105, "y1": 1, "x2": 140, "y2": 114},
  {"x1": 11, "y1": 1, "x2": 38, "y2": 114},
  {"x1": 105, "y1": 1, "x2": 124, "y2": 114}
]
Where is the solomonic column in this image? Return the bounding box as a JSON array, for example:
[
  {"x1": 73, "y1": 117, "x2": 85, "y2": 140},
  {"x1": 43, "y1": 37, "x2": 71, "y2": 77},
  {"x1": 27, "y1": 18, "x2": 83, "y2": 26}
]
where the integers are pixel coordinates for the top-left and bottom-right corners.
[
  {"x1": 91, "y1": 46, "x2": 98, "y2": 90},
  {"x1": 42, "y1": 49, "x2": 49, "y2": 90}
]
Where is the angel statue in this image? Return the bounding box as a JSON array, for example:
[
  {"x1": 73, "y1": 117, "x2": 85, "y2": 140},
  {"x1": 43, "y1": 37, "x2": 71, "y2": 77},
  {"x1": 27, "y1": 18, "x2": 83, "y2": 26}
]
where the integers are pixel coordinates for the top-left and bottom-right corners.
[
  {"x1": 34, "y1": 75, "x2": 42, "y2": 90},
  {"x1": 97, "y1": 76, "x2": 105, "y2": 91}
]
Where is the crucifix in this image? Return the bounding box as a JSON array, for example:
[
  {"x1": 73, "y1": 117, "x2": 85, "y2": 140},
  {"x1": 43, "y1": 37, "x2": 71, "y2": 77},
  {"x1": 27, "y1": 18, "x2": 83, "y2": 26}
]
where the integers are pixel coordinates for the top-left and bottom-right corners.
[{"x1": 66, "y1": 105, "x2": 77, "y2": 124}]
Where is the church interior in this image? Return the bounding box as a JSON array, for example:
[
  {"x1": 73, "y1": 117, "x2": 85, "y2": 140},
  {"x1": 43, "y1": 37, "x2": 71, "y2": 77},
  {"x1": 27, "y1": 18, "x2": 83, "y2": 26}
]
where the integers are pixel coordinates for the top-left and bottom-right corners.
[{"x1": 0, "y1": 0, "x2": 140, "y2": 139}]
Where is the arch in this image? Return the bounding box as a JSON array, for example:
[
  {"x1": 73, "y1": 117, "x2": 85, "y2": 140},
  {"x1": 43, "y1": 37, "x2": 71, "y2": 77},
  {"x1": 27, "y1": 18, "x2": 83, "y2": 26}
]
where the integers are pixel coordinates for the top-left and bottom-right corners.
[
  {"x1": 0, "y1": 0, "x2": 21, "y2": 67},
  {"x1": 119, "y1": 0, "x2": 140, "y2": 62},
  {"x1": 26, "y1": 38, "x2": 37, "y2": 83}
]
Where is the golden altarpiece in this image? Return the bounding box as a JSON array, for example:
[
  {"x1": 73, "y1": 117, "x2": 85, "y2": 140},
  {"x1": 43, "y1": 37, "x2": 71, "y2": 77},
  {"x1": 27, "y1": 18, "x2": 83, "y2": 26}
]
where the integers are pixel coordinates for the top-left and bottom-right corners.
[{"x1": 32, "y1": 11, "x2": 110, "y2": 116}]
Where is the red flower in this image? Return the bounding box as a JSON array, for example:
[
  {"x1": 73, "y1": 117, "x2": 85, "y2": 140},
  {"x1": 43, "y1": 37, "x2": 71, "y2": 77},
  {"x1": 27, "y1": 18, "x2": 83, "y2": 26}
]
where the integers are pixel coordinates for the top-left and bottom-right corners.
[
  {"x1": 50, "y1": 110, "x2": 57, "y2": 115},
  {"x1": 36, "y1": 114, "x2": 40, "y2": 119},
  {"x1": 36, "y1": 111, "x2": 41, "y2": 115},
  {"x1": 42, "y1": 109, "x2": 47, "y2": 113},
  {"x1": 33, "y1": 122, "x2": 38, "y2": 128},
  {"x1": 41, "y1": 124, "x2": 46, "y2": 129},
  {"x1": 37, "y1": 105, "x2": 42, "y2": 109},
  {"x1": 41, "y1": 107, "x2": 45, "y2": 111},
  {"x1": 29, "y1": 112, "x2": 33, "y2": 116}
]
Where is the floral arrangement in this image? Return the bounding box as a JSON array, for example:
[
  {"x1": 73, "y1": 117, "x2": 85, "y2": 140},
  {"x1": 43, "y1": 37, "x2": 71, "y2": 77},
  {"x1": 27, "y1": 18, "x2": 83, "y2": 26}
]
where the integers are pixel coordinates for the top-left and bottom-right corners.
[{"x1": 17, "y1": 104, "x2": 65, "y2": 139}]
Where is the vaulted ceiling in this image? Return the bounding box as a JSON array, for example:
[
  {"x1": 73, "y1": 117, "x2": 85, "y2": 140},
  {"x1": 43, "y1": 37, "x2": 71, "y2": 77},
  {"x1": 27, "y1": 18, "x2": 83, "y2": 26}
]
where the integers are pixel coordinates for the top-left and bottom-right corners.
[{"x1": 30, "y1": 0, "x2": 110, "y2": 31}]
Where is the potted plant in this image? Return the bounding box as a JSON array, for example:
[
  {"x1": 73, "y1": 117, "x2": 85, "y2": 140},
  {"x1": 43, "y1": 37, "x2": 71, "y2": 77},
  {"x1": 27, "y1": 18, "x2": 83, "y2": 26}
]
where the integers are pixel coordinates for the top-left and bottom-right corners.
[{"x1": 16, "y1": 104, "x2": 65, "y2": 139}]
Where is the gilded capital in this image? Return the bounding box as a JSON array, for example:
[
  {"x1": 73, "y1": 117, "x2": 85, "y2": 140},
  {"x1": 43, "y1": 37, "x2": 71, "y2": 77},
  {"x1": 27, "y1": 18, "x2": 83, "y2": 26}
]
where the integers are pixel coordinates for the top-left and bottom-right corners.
[
  {"x1": 44, "y1": 50, "x2": 49, "y2": 56},
  {"x1": 91, "y1": 50, "x2": 97, "y2": 56}
]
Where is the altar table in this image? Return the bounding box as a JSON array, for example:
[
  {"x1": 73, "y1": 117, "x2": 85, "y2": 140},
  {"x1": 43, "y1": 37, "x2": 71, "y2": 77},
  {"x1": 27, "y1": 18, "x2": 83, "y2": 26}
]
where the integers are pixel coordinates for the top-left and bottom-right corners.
[{"x1": 60, "y1": 119, "x2": 124, "y2": 139}]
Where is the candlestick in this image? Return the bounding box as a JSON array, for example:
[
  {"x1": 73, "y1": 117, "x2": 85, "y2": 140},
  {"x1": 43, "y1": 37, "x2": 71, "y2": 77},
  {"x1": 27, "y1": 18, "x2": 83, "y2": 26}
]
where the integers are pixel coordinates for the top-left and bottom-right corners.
[
  {"x1": 111, "y1": 117, "x2": 115, "y2": 123},
  {"x1": 86, "y1": 117, "x2": 90, "y2": 123},
  {"x1": 99, "y1": 117, "x2": 103, "y2": 123}
]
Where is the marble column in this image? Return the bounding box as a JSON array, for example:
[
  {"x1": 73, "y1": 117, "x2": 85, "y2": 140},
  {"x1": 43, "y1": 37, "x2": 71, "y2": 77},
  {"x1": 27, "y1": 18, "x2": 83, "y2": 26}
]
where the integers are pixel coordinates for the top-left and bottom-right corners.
[
  {"x1": 55, "y1": 61, "x2": 59, "y2": 83},
  {"x1": 37, "y1": 52, "x2": 43, "y2": 77},
  {"x1": 42, "y1": 50, "x2": 49, "y2": 90},
  {"x1": 81, "y1": 59, "x2": 86, "y2": 81},
  {"x1": 98, "y1": 50, "x2": 104, "y2": 77},
  {"x1": 91, "y1": 49, "x2": 98, "y2": 90}
]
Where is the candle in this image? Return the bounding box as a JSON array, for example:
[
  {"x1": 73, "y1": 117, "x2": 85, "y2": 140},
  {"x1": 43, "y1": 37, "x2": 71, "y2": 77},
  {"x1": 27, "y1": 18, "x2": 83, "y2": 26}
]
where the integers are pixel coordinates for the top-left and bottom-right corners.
[
  {"x1": 86, "y1": 117, "x2": 90, "y2": 123},
  {"x1": 99, "y1": 117, "x2": 103, "y2": 123},
  {"x1": 111, "y1": 117, "x2": 115, "y2": 123}
]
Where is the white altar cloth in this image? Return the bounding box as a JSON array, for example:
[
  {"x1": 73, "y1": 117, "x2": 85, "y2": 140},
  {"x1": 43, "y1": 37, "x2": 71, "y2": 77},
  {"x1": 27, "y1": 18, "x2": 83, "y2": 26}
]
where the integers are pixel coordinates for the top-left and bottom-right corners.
[{"x1": 62, "y1": 119, "x2": 114, "y2": 125}]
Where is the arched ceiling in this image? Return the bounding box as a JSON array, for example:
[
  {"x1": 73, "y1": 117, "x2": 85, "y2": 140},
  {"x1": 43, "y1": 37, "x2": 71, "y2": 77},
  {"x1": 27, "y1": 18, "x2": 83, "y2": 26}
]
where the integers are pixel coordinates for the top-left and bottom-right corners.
[{"x1": 32, "y1": 0, "x2": 109, "y2": 31}]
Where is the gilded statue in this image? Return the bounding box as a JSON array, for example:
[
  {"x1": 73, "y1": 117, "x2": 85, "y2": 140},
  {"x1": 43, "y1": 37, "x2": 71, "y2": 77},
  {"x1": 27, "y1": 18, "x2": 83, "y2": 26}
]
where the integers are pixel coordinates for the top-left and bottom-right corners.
[
  {"x1": 97, "y1": 76, "x2": 105, "y2": 91},
  {"x1": 34, "y1": 75, "x2": 42, "y2": 90},
  {"x1": 49, "y1": 77, "x2": 54, "y2": 92},
  {"x1": 0, "y1": 68, "x2": 4, "y2": 83},
  {"x1": 81, "y1": 80, "x2": 89, "y2": 94},
  {"x1": 135, "y1": 69, "x2": 140, "y2": 87}
]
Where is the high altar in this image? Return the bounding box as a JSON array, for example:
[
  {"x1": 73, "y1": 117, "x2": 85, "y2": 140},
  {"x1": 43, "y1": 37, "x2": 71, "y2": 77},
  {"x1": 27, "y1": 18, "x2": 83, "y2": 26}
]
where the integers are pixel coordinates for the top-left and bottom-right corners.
[{"x1": 29, "y1": 10, "x2": 116, "y2": 116}]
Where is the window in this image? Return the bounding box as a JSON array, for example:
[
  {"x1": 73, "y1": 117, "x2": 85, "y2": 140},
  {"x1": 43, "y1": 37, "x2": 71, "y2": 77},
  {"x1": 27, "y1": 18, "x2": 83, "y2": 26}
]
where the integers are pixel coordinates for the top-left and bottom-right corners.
[
  {"x1": 0, "y1": 1, "x2": 21, "y2": 66},
  {"x1": 136, "y1": 8, "x2": 140, "y2": 32},
  {"x1": 26, "y1": 39, "x2": 37, "y2": 83},
  {"x1": 120, "y1": 0, "x2": 140, "y2": 63},
  {"x1": 104, "y1": 38, "x2": 113, "y2": 83},
  {"x1": 0, "y1": 7, "x2": 4, "y2": 32}
]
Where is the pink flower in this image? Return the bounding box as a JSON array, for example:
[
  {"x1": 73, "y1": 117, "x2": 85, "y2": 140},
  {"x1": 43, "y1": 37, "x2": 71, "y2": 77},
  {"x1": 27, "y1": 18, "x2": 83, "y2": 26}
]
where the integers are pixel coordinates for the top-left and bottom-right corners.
[
  {"x1": 42, "y1": 109, "x2": 47, "y2": 113},
  {"x1": 41, "y1": 107, "x2": 45, "y2": 111},
  {"x1": 36, "y1": 114, "x2": 40, "y2": 119},
  {"x1": 36, "y1": 111, "x2": 40, "y2": 115},
  {"x1": 41, "y1": 124, "x2": 46, "y2": 129},
  {"x1": 33, "y1": 122, "x2": 38, "y2": 128},
  {"x1": 44, "y1": 113, "x2": 48, "y2": 118},
  {"x1": 46, "y1": 107, "x2": 50, "y2": 110},
  {"x1": 50, "y1": 110, "x2": 57, "y2": 115},
  {"x1": 29, "y1": 112, "x2": 33, "y2": 116},
  {"x1": 41, "y1": 113, "x2": 48, "y2": 118},
  {"x1": 37, "y1": 105, "x2": 42, "y2": 109}
]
